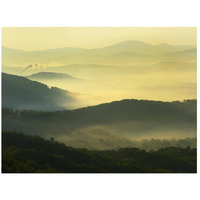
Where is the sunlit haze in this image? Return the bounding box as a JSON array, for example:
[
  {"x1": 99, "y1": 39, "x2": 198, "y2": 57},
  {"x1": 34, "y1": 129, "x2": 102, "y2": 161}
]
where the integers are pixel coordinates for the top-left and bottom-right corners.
[
  {"x1": 2, "y1": 27, "x2": 197, "y2": 106},
  {"x1": 2, "y1": 27, "x2": 196, "y2": 51}
]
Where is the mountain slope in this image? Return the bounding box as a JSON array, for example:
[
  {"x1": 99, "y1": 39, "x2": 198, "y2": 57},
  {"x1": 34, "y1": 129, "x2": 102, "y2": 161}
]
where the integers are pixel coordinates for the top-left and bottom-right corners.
[
  {"x1": 2, "y1": 131, "x2": 197, "y2": 173},
  {"x1": 2, "y1": 73, "x2": 76, "y2": 111},
  {"x1": 2, "y1": 99, "x2": 197, "y2": 149},
  {"x1": 162, "y1": 48, "x2": 197, "y2": 61}
]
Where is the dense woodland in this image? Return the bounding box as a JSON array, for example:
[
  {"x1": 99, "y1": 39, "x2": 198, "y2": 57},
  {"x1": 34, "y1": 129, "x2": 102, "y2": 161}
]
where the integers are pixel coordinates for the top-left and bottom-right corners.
[
  {"x1": 2, "y1": 99, "x2": 196, "y2": 135},
  {"x1": 2, "y1": 131, "x2": 197, "y2": 173},
  {"x1": 2, "y1": 99, "x2": 197, "y2": 149}
]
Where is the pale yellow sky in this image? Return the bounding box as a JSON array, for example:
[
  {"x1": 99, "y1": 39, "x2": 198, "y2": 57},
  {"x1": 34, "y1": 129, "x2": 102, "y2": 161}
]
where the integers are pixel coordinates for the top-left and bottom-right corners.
[{"x1": 2, "y1": 27, "x2": 197, "y2": 51}]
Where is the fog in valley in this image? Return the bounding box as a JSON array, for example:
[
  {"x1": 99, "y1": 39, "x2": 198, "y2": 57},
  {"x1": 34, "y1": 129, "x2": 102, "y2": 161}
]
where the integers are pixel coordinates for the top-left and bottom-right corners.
[{"x1": 2, "y1": 43, "x2": 197, "y2": 108}]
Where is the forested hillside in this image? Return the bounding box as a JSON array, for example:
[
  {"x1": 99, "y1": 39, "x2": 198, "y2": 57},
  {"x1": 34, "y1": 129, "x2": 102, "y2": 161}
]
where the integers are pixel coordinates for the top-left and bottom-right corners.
[
  {"x1": 2, "y1": 73, "x2": 76, "y2": 110},
  {"x1": 2, "y1": 99, "x2": 196, "y2": 149},
  {"x1": 2, "y1": 131, "x2": 197, "y2": 173}
]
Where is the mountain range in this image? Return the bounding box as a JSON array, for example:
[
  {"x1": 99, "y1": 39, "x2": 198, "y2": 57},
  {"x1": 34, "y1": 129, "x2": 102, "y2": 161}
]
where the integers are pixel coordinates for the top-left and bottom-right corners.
[{"x1": 2, "y1": 40, "x2": 196, "y2": 66}]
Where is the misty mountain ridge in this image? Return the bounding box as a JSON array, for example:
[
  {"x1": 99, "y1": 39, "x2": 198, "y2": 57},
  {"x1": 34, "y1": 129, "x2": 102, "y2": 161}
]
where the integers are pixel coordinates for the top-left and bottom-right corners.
[
  {"x1": 2, "y1": 40, "x2": 196, "y2": 66},
  {"x1": 94, "y1": 40, "x2": 196, "y2": 55},
  {"x1": 2, "y1": 99, "x2": 196, "y2": 149},
  {"x1": 3, "y1": 40, "x2": 194, "y2": 53},
  {"x1": 164, "y1": 48, "x2": 197, "y2": 56},
  {"x1": 2, "y1": 46, "x2": 27, "y2": 54},
  {"x1": 26, "y1": 72, "x2": 79, "y2": 80},
  {"x1": 2, "y1": 73, "x2": 77, "y2": 111}
]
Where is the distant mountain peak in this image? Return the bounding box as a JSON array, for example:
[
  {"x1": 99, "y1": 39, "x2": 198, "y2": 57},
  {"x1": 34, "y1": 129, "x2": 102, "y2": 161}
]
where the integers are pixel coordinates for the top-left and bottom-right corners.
[
  {"x1": 156, "y1": 43, "x2": 173, "y2": 47},
  {"x1": 26, "y1": 72, "x2": 75, "y2": 79},
  {"x1": 105, "y1": 40, "x2": 149, "y2": 48}
]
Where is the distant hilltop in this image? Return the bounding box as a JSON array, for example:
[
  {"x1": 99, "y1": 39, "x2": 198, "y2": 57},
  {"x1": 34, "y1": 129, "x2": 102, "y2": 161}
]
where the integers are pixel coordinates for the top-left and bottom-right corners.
[{"x1": 2, "y1": 40, "x2": 196, "y2": 66}]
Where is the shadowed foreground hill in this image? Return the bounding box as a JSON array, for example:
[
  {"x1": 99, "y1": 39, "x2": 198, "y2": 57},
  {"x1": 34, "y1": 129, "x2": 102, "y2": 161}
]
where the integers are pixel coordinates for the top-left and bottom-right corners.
[
  {"x1": 2, "y1": 99, "x2": 196, "y2": 149},
  {"x1": 2, "y1": 73, "x2": 76, "y2": 111},
  {"x1": 2, "y1": 131, "x2": 197, "y2": 173}
]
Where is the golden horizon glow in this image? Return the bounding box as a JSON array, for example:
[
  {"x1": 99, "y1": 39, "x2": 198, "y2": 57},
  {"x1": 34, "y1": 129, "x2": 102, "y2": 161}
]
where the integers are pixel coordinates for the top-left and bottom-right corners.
[
  {"x1": 2, "y1": 27, "x2": 197, "y2": 51},
  {"x1": 1, "y1": 27, "x2": 196, "y2": 103}
]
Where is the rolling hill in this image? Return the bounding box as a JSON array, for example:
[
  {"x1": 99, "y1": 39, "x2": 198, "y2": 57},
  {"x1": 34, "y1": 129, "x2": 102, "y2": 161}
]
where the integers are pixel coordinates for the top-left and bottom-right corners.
[
  {"x1": 2, "y1": 99, "x2": 196, "y2": 149},
  {"x1": 26, "y1": 72, "x2": 76, "y2": 80},
  {"x1": 2, "y1": 131, "x2": 197, "y2": 173},
  {"x1": 2, "y1": 73, "x2": 76, "y2": 111}
]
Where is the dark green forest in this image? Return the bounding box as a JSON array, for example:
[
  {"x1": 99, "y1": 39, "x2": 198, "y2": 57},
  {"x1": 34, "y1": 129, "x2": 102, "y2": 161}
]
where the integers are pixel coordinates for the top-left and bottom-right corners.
[
  {"x1": 2, "y1": 131, "x2": 197, "y2": 173},
  {"x1": 2, "y1": 98, "x2": 196, "y2": 150},
  {"x1": 2, "y1": 99, "x2": 196, "y2": 137}
]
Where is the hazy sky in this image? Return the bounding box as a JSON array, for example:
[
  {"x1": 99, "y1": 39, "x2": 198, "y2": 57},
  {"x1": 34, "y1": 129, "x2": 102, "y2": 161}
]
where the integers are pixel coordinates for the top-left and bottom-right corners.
[{"x1": 2, "y1": 27, "x2": 196, "y2": 51}]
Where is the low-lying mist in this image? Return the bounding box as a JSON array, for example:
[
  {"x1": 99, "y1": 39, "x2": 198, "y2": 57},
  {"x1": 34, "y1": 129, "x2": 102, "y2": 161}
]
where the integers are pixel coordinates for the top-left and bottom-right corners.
[
  {"x1": 2, "y1": 99, "x2": 196, "y2": 150},
  {"x1": 56, "y1": 125, "x2": 196, "y2": 150},
  {"x1": 15, "y1": 61, "x2": 196, "y2": 108},
  {"x1": 2, "y1": 42, "x2": 196, "y2": 109}
]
